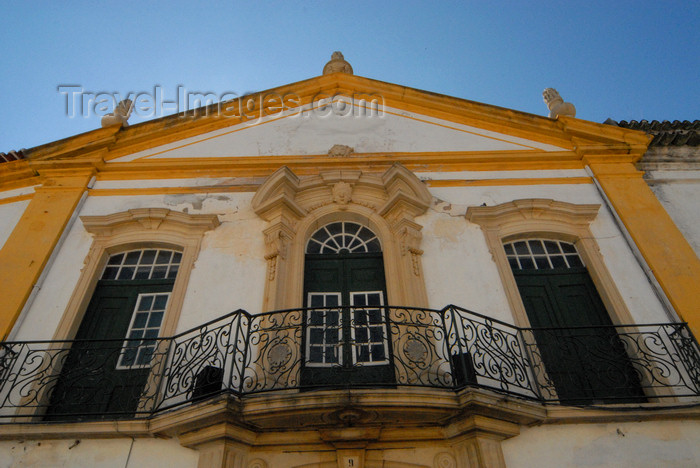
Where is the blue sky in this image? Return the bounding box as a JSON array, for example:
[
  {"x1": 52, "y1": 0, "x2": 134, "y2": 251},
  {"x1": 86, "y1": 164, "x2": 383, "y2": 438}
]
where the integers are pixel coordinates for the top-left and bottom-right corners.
[{"x1": 1, "y1": 1, "x2": 698, "y2": 152}]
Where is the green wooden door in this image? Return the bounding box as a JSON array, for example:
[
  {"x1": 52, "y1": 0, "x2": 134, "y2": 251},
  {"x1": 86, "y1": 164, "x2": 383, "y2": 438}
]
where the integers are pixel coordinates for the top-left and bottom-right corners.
[
  {"x1": 515, "y1": 268, "x2": 645, "y2": 403},
  {"x1": 46, "y1": 278, "x2": 174, "y2": 419},
  {"x1": 302, "y1": 252, "x2": 394, "y2": 387}
]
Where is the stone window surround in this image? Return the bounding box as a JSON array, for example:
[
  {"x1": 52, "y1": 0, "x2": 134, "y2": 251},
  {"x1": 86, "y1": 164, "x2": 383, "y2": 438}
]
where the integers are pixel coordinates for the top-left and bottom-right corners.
[
  {"x1": 466, "y1": 198, "x2": 635, "y2": 328},
  {"x1": 251, "y1": 163, "x2": 433, "y2": 311},
  {"x1": 52, "y1": 208, "x2": 220, "y2": 343}
]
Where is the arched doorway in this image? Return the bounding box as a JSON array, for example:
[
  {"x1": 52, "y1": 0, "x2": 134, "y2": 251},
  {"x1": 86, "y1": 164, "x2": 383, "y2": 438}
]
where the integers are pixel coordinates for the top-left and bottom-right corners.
[{"x1": 301, "y1": 221, "x2": 394, "y2": 387}]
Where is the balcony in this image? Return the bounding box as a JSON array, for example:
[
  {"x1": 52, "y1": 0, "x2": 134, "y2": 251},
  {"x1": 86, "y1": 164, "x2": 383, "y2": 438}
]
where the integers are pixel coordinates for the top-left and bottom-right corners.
[{"x1": 0, "y1": 305, "x2": 698, "y2": 422}]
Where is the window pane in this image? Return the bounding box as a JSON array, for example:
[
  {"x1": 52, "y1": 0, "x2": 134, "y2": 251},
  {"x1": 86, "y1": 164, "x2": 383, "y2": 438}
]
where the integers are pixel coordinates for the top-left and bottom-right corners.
[
  {"x1": 507, "y1": 257, "x2": 520, "y2": 269},
  {"x1": 153, "y1": 295, "x2": 168, "y2": 310},
  {"x1": 151, "y1": 266, "x2": 167, "y2": 279},
  {"x1": 327, "y1": 223, "x2": 342, "y2": 235},
  {"x1": 156, "y1": 251, "x2": 172, "y2": 264},
  {"x1": 148, "y1": 311, "x2": 164, "y2": 328},
  {"x1": 354, "y1": 295, "x2": 366, "y2": 306},
  {"x1": 567, "y1": 255, "x2": 584, "y2": 268},
  {"x1": 560, "y1": 242, "x2": 577, "y2": 253},
  {"x1": 519, "y1": 257, "x2": 535, "y2": 270},
  {"x1": 357, "y1": 345, "x2": 370, "y2": 362},
  {"x1": 135, "y1": 267, "x2": 151, "y2": 280},
  {"x1": 529, "y1": 241, "x2": 545, "y2": 254},
  {"x1": 514, "y1": 241, "x2": 529, "y2": 255},
  {"x1": 141, "y1": 250, "x2": 157, "y2": 265},
  {"x1": 503, "y1": 244, "x2": 514, "y2": 255},
  {"x1": 544, "y1": 241, "x2": 560, "y2": 254},
  {"x1": 371, "y1": 344, "x2": 386, "y2": 361},
  {"x1": 326, "y1": 311, "x2": 339, "y2": 326},
  {"x1": 368, "y1": 309, "x2": 382, "y2": 324},
  {"x1": 309, "y1": 311, "x2": 324, "y2": 326},
  {"x1": 366, "y1": 239, "x2": 381, "y2": 252},
  {"x1": 133, "y1": 313, "x2": 148, "y2": 329},
  {"x1": 325, "y1": 347, "x2": 339, "y2": 364},
  {"x1": 309, "y1": 346, "x2": 323, "y2": 363},
  {"x1": 167, "y1": 264, "x2": 179, "y2": 279},
  {"x1": 355, "y1": 328, "x2": 369, "y2": 343},
  {"x1": 534, "y1": 256, "x2": 550, "y2": 269},
  {"x1": 326, "y1": 295, "x2": 339, "y2": 307},
  {"x1": 370, "y1": 327, "x2": 384, "y2": 342},
  {"x1": 139, "y1": 296, "x2": 154, "y2": 311},
  {"x1": 310, "y1": 329, "x2": 324, "y2": 344},
  {"x1": 118, "y1": 267, "x2": 135, "y2": 280},
  {"x1": 102, "y1": 267, "x2": 118, "y2": 280},
  {"x1": 354, "y1": 310, "x2": 367, "y2": 325},
  {"x1": 172, "y1": 252, "x2": 182, "y2": 264},
  {"x1": 124, "y1": 251, "x2": 141, "y2": 265},
  {"x1": 108, "y1": 253, "x2": 124, "y2": 265},
  {"x1": 550, "y1": 255, "x2": 567, "y2": 268}
]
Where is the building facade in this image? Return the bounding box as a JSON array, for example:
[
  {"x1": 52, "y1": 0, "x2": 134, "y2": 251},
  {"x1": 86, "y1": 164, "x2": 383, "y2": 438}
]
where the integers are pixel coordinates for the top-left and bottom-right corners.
[{"x1": 0, "y1": 55, "x2": 698, "y2": 468}]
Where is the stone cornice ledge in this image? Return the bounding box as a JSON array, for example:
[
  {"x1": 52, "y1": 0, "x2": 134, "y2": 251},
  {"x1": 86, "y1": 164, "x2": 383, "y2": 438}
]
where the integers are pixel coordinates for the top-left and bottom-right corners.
[{"x1": 0, "y1": 390, "x2": 697, "y2": 441}]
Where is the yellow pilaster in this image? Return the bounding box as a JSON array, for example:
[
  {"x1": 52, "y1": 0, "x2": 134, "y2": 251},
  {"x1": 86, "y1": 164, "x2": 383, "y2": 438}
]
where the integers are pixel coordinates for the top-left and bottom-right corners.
[
  {"x1": 0, "y1": 170, "x2": 93, "y2": 339},
  {"x1": 587, "y1": 161, "x2": 700, "y2": 336}
]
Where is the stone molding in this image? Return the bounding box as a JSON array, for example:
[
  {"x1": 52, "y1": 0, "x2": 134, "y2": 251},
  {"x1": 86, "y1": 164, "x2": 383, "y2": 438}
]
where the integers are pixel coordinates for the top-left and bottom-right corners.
[
  {"x1": 251, "y1": 163, "x2": 432, "y2": 310},
  {"x1": 54, "y1": 208, "x2": 220, "y2": 343}
]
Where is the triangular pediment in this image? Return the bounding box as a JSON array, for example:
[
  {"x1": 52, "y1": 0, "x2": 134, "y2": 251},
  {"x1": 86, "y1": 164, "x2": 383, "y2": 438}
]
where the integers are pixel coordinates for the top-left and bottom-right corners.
[
  {"x1": 110, "y1": 100, "x2": 568, "y2": 162},
  {"x1": 18, "y1": 73, "x2": 650, "y2": 167}
]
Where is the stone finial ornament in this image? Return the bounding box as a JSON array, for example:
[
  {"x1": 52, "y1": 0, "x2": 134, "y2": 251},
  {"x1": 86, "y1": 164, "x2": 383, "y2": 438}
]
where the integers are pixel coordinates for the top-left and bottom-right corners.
[
  {"x1": 101, "y1": 99, "x2": 134, "y2": 128},
  {"x1": 542, "y1": 88, "x2": 576, "y2": 119},
  {"x1": 323, "y1": 51, "x2": 353, "y2": 75}
]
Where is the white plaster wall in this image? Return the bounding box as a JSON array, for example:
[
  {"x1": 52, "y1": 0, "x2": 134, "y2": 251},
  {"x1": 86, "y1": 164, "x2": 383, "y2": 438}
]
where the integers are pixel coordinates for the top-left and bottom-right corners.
[
  {"x1": 420, "y1": 183, "x2": 670, "y2": 325},
  {"x1": 0, "y1": 437, "x2": 198, "y2": 468},
  {"x1": 0, "y1": 200, "x2": 29, "y2": 250},
  {"x1": 648, "y1": 178, "x2": 700, "y2": 258},
  {"x1": 502, "y1": 420, "x2": 700, "y2": 468}
]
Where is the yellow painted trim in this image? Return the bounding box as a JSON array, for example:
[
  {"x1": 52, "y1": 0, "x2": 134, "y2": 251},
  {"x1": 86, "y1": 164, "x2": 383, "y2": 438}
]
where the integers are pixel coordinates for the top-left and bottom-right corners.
[
  {"x1": 0, "y1": 171, "x2": 93, "y2": 339},
  {"x1": 0, "y1": 193, "x2": 34, "y2": 205},
  {"x1": 425, "y1": 177, "x2": 592, "y2": 187},
  {"x1": 588, "y1": 162, "x2": 700, "y2": 337},
  {"x1": 94, "y1": 151, "x2": 587, "y2": 182},
  {"x1": 88, "y1": 185, "x2": 258, "y2": 196}
]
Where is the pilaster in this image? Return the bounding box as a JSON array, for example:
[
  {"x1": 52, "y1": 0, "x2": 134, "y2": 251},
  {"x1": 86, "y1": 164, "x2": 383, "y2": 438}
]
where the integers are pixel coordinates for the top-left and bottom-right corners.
[
  {"x1": 0, "y1": 169, "x2": 93, "y2": 339},
  {"x1": 586, "y1": 161, "x2": 700, "y2": 336}
]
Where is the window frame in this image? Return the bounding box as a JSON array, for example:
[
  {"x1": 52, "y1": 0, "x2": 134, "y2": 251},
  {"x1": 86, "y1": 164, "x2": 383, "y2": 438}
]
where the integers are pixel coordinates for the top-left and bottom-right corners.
[{"x1": 467, "y1": 199, "x2": 635, "y2": 328}]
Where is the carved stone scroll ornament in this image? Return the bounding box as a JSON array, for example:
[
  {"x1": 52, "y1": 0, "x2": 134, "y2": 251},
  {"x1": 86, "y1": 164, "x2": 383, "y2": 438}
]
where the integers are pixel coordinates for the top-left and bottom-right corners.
[
  {"x1": 263, "y1": 227, "x2": 292, "y2": 281},
  {"x1": 397, "y1": 224, "x2": 424, "y2": 276}
]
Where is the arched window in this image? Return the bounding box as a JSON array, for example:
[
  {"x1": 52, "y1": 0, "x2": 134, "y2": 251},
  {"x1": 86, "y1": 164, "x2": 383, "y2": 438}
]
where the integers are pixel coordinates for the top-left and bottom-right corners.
[
  {"x1": 503, "y1": 237, "x2": 644, "y2": 403},
  {"x1": 302, "y1": 222, "x2": 393, "y2": 386},
  {"x1": 47, "y1": 208, "x2": 219, "y2": 419},
  {"x1": 467, "y1": 200, "x2": 644, "y2": 403},
  {"x1": 47, "y1": 248, "x2": 183, "y2": 418}
]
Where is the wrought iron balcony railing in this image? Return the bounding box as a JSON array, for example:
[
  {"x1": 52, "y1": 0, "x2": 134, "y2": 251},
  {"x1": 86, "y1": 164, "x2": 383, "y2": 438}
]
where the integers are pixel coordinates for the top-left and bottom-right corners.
[{"x1": 0, "y1": 305, "x2": 698, "y2": 421}]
